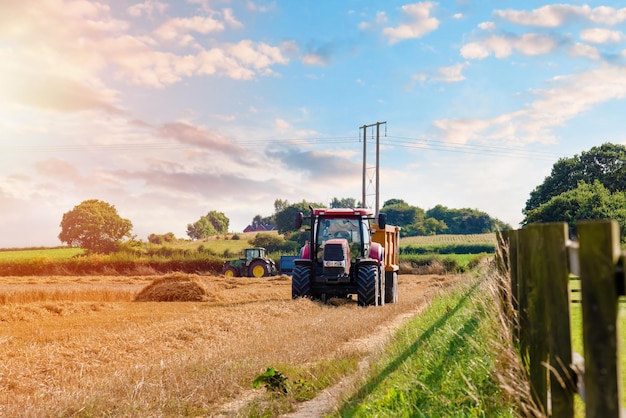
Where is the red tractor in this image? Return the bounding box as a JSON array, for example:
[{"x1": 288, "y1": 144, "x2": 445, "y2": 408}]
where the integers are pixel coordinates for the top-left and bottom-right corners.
[{"x1": 292, "y1": 207, "x2": 400, "y2": 306}]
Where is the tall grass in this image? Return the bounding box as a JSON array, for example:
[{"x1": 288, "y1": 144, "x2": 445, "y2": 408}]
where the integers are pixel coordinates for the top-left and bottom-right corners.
[{"x1": 335, "y1": 263, "x2": 523, "y2": 417}]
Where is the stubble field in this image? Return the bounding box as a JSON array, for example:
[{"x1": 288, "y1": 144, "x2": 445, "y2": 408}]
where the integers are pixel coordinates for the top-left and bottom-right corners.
[{"x1": 0, "y1": 272, "x2": 460, "y2": 417}]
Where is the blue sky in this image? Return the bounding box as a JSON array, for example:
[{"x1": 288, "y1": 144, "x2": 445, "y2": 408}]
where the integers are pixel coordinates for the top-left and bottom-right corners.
[{"x1": 2, "y1": 0, "x2": 626, "y2": 247}]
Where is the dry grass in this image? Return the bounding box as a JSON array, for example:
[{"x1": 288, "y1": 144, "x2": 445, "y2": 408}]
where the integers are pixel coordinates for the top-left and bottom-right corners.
[
  {"x1": 484, "y1": 253, "x2": 544, "y2": 417},
  {"x1": 0, "y1": 272, "x2": 458, "y2": 417}
]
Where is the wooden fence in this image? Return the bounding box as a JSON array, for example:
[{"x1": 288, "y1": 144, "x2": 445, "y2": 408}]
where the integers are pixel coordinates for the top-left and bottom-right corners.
[{"x1": 497, "y1": 220, "x2": 624, "y2": 418}]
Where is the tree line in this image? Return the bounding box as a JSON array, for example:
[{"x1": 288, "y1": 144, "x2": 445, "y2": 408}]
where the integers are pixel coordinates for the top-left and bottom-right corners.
[{"x1": 58, "y1": 141, "x2": 626, "y2": 253}]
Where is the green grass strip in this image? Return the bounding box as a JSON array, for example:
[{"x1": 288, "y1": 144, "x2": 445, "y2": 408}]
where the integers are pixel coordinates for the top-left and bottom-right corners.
[{"x1": 335, "y1": 276, "x2": 516, "y2": 417}]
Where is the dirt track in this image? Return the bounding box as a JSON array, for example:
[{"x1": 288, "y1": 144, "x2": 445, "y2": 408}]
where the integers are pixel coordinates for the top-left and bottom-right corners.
[{"x1": 0, "y1": 273, "x2": 461, "y2": 417}]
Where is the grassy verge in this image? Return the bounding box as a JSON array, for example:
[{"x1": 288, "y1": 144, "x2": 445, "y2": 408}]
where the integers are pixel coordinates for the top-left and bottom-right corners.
[{"x1": 334, "y1": 269, "x2": 518, "y2": 417}]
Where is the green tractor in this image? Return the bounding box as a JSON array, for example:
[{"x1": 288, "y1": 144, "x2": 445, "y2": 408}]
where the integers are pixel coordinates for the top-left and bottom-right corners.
[{"x1": 221, "y1": 247, "x2": 278, "y2": 278}]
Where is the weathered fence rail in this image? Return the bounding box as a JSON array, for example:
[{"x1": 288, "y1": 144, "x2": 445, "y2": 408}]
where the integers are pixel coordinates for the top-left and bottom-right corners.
[{"x1": 497, "y1": 220, "x2": 624, "y2": 418}]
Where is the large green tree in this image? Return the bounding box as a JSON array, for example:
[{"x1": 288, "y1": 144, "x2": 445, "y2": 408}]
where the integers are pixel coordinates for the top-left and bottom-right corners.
[
  {"x1": 187, "y1": 211, "x2": 229, "y2": 239},
  {"x1": 58, "y1": 199, "x2": 133, "y2": 253},
  {"x1": 524, "y1": 142, "x2": 626, "y2": 216},
  {"x1": 524, "y1": 180, "x2": 626, "y2": 236},
  {"x1": 380, "y1": 200, "x2": 425, "y2": 227},
  {"x1": 275, "y1": 200, "x2": 323, "y2": 234}
]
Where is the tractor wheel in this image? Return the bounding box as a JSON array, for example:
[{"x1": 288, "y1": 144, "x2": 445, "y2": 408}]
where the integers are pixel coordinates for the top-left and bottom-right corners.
[
  {"x1": 223, "y1": 266, "x2": 238, "y2": 277},
  {"x1": 357, "y1": 264, "x2": 379, "y2": 307},
  {"x1": 385, "y1": 271, "x2": 398, "y2": 304},
  {"x1": 292, "y1": 265, "x2": 312, "y2": 299},
  {"x1": 249, "y1": 260, "x2": 269, "y2": 278}
]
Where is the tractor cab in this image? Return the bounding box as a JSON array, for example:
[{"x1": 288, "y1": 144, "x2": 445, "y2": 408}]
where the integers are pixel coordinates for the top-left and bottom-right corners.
[{"x1": 245, "y1": 247, "x2": 265, "y2": 261}]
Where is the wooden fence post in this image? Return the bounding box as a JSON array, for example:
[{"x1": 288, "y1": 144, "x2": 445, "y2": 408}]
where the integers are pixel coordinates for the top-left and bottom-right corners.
[
  {"x1": 578, "y1": 220, "x2": 622, "y2": 418},
  {"x1": 519, "y1": 225, "x2": 548, "y2": 413},
  {"x1": 540, "y1": 223, "x2": 574, "y2": 418}
]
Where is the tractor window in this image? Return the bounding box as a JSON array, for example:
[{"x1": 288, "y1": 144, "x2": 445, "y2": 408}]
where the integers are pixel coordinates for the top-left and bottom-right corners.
[
  {"x1": 246, "y1": 249, "x2": 260, "y2": 260},
  {"x1": 317, "y1": 218, "x2": 362, "y2": 261}
]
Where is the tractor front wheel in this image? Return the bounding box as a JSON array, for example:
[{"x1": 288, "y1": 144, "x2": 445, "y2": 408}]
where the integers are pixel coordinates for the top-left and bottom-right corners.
[
  {"x1": 249, "y1": 260, "x2": 269, "y2": 278},
  {"x1": 357, "y1": 264, "x2": 379, "y2": 307},
  {"x1": 292, "y1": 265, "x2": 312, "y2": 299}
]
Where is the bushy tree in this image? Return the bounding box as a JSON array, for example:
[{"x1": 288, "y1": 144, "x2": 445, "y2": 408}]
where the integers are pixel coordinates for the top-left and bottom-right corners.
[
  {"x1": 58, "y1": 199, "x2": 133, "y2": 253},
  {"x1": 524, "y1": 180, "x2": 626, "y2": 236},
  {"x1": 249, "y1": 233, "x2": 283, "y2": 251},
  {"x1": 274, "y1": 200, "x2": 323, "y2": 234},
  {"x1": 187, "y1": 211, "x2": 229, "y2": 239},
  {"x1": 380, "y1": 200, "x2": 425, "y2": 227},
  {"x1": 148, "y1": 232, "x2": 176, "y2": 244},
  {"x1": 330, "y1": 197, "x2": 357, "y2": 208},
  {"x1": 426, "y1": 205, "x2": 505, "y2": 234},
  {"x1": 524, "y1": 142, "x2": 626, "y2": 216}
]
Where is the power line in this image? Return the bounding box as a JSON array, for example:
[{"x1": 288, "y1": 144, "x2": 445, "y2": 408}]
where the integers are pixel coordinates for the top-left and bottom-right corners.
[{"x1": 0, "y1": 134, "x2": 563, "y2": 161}]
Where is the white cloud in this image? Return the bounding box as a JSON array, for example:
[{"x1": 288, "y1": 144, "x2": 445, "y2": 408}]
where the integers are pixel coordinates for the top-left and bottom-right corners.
[
  {"x1": 478, "y1": 21, "x2": 496, "y2": 31},
  {"x1": 382, "y1": 2, "x2": 440, "y2": 44},
  {"x1": 434, "y1": 62, "x2": 468, "y2": 82},
  {"x1": 127, "y1": 1, "x2": 168, "y2": 17},
  {"x1": 154, "y1": 16, "x2": 225, "y2": 41},
  {"x1": 461, "y1": 33, "x2": 558, "y2": 60},
  {"x1": 433, "y1": 64, "x2": 626, "y2": 144},
  {"x1": 274, "y1": 118, "x2": 291, "y2": 133},
  {"x1": 580, "y1": 28, "x2": 625, "y2": 44},
  {"x1": 223, "y1": 8, "x2": 244, "y2": 29},
  {"x1": 568, "y1": 43, "x2": 601, "y2": 60},
  {"x1": 495, "y1": 5, "x2": 626, "y2": 27}
]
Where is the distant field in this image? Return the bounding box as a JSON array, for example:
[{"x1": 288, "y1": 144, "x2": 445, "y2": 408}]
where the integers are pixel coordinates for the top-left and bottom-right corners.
[
  {"x1": 0, "y1": 247, "x2": 84, "y2": 261},
  {"x1": 172, "y1": 231, "x2": 270, "y2": 255},
  {"x1": 400, "y1": 233, "x2": 497, "y2": 247}
]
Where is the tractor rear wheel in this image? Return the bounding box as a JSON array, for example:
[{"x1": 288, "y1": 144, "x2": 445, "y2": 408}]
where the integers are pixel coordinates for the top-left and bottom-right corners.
[
  {"x1": 385, "y1": 271, "x2": 398, "y2": 303},
  {"x1": 292, "y1": 265, "x2": 311, "y2": 299},
  {"x1": 249, "y1": 260, "x2": 269, "y2": 277},
  {"x1": 357, "y1": 264, "x2": 379, "y2": 307},
  {"x1": 223, "y1": 266, "x2": 238, "y2": 277}
]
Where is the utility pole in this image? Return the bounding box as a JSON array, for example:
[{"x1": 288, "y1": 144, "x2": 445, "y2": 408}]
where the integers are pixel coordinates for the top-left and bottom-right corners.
[{"x1": 359, "y1": 121, "x2": 386, "y2": 216}]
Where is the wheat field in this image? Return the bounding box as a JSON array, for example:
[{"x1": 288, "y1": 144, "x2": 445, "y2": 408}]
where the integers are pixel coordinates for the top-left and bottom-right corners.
[{"x1": 0, "y1": 272, "x2": 459, "y2": 417}]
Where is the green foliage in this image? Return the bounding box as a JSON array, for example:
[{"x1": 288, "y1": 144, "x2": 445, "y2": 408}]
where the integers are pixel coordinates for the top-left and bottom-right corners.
[
  {"x1": 187, "y1": 210, "x2": 229, "y2": 239},
  {"x1": 287, "y1": 230, "x2": 310, "y2": 247},
  {"x1": 525, "y1": 142, "x2": 626, "y2": 215},
  {"x1": 248, "y1": 233, "x2": 283, "y2": 251},
  {"x1": 426, "y1": 204, "x2": 508, "y2": 234},
  {"x1": 147, "y1": 232, "x2": 176, "y2": 244},
  {"x1": 330, "y1": 197, "x2": 357, "y2": 208},
  {"x1": 380, "y1": 200, "x2": 425, "y2": 226},
  {"x1": 524, "y1": 180, "x2": 626, "y2": 237},
  {"x1": 274, "y1": 200, "x2": 323, "y2": 234},
  {"x1": 253, "y1": 367, "x2": 289, "y2": 394},
  {"x1": 58, "y1": 199, "x2": 133, "y2": 254}
]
